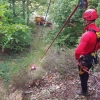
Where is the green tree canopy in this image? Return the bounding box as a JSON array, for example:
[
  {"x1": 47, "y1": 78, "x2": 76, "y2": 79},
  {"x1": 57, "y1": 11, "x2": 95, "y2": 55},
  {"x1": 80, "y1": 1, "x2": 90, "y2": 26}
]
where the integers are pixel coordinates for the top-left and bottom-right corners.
[{"x1": 45, "y1": 0, "x2": 100, "y2": 48}]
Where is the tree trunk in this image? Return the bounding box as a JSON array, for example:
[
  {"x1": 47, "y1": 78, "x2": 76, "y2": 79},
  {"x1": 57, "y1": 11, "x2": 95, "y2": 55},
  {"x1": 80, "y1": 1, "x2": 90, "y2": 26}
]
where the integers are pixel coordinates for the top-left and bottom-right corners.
[
  {"x1": 26, "y1": 0, "x2": 29, "y2": 25},
  {"x1": 12, "y1": 0, "x2": 16, "y2": 17},
  {"x1": 22, "y1": 0, "x2": 26, "y2": 20},
  {"x1": 9, "y1": 0, "x2": 12, "y2": 9}
]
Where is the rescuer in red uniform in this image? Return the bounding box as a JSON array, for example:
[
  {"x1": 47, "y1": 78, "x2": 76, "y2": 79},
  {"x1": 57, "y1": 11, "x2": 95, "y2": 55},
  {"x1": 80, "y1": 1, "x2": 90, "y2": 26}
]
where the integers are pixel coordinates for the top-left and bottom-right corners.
[{"x1": 75, "y1": 9, "x2": 100, "y2": 96}]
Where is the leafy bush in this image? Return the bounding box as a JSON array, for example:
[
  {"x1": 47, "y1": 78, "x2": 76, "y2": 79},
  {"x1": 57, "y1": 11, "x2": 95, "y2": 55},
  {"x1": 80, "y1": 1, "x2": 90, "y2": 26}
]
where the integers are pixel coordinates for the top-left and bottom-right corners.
[
  {"x1": 0, "y1": 63, "x2": 9, "y2": 84},
  {"x1": 96, "y1": 2, "x2": 100, "y2": 27},
  {"x1": 0, "y1": 5, "x2": 32, "y2": 52},
  {"x1": 46, "y1": 0, "x2": 100, "y2": 48},
  {"x1": 45, "y1": 0, "x2": 84, "y2": 48},
  {"x1": 0, "y1": 24, "x2": 31, "y2": 52}
]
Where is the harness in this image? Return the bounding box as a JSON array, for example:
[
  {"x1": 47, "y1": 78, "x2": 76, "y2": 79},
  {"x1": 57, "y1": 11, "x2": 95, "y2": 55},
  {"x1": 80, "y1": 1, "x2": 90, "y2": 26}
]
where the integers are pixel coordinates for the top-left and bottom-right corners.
[
  {"x1": 84, "y1": 28, "x2": 99, "y2": 64},
  {"x1": 78, "y1": 28, "x2": 100, "y2": 74},
  {"x1": 88, "y1": 28, "x2": 100, "y2": 42}
]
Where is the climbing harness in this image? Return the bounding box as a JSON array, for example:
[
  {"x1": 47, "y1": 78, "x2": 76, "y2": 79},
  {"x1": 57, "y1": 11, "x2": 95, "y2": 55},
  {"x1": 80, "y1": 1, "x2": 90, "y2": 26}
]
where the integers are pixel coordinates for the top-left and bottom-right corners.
[
  {"x1": 88, "y1": 28, "x2": 100, "y2": 42},
  {"x1": 78, "y1": 55, "x2": 90, "y2": 74},
  {"x1": 87, "y1": 29, "x2": 100, "y2": 64}
]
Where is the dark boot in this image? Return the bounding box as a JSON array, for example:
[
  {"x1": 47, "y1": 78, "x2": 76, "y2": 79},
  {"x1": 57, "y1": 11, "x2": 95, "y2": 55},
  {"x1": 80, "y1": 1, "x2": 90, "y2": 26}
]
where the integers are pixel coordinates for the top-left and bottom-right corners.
[{"x1": 76, "y1": 90, "x2": 93, "y2": 96}]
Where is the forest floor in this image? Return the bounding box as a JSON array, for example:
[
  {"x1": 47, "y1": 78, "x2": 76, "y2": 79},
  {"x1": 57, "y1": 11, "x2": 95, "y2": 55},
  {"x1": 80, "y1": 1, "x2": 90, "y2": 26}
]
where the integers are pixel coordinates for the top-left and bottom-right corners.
[
  {"x1": 0, "y1": 25, "x2": 100, "y2": 100},
  {"x1": 22, "y1": 25, "x2": 100, "y2": 100},
  {"x1": 22, "y1": 70, "x2": 100, "y2": 100}
]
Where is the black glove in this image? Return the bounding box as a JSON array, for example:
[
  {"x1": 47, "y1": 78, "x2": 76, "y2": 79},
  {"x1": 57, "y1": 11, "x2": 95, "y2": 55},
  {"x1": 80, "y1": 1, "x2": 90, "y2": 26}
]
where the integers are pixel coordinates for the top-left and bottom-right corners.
[
  {"x1": 78, "y1": 55, "x2": 87, "y2": 66},
  {"x1": 78, "y1": 55, "x2": 85, "y2": 61}
]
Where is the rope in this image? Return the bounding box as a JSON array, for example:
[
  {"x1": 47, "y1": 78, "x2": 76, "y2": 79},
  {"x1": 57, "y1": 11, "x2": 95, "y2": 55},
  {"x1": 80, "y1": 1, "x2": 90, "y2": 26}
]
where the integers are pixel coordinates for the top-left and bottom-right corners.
[
  {"x1": 79, "y1": 63, "x2": 100, "y2": 85},
  {"x1": 31, "y1": 0, "x2": 52, "y2": 64},
  {"x1": 32, "y1": 0, "x2": 88, "y2": 63},
  {"x1": 36, "y1": 0, "x2": 51, "y2": 44},
  {"x1": 40, "y1": 5, "x2": 79, "y2": 60},
  {"x1": 44, "y1": 0, "x2": 52, "y2": 22},
  {"x1": 40, "y1": 0, "x2": 88, "y2": 60},
  {"x1": 36, "y1": 0, "x2": 52, "y2": 46}
]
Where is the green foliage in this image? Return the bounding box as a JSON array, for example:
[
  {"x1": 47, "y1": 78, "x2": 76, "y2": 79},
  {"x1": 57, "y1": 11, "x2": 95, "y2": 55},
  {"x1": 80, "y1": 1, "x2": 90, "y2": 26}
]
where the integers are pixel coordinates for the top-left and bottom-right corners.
[
  {"x1": 89, "y1": 0, "x2": 99, "y2": 8},
  {"x1": 88, "y1": 0, "x2": 100, "y2": 29},
  {"x1": 0, "y1": 5, "x2": 32, "y2": 52},
  {"x1": 0, "y1": 24, "x2": 31, "y2": 51},
  {"x1": 96, "y1": 2, "x2": 100, "y2": 27},
  {"x1": 45, "y1": 0, "x2": 84, "y2": 48},
  {"x1": 45, "y1": 0, "x2": 100, "y2": 48},
  {"x1": 0, "y1": 63, "x2": 9, "y2": 84}
]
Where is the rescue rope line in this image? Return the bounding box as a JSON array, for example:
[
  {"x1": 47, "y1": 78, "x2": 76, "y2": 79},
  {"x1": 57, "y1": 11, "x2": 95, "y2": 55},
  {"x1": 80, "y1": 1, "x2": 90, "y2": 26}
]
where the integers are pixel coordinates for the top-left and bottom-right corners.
[
  {"x1": 40, "y1": 0, "x2": 88, "y2": 60},
  {"x1": 40, "y1": 5, "x2": 79, "y2": 60},
  {"x1": 31, "y1": 0, "x2": 52, "y2": 66},
  {"x1": 35, "y1": 0, "x2": 52, "y2": 49},
  {"x1": 44, "y1": 0, "x2": 52, "y2": 22},
  {"x1": 79, "y1": 65, "x2": 100, "y2": 86},
  {"x1": 31, "y1": 0, "x2": 88, "y2": 67}
]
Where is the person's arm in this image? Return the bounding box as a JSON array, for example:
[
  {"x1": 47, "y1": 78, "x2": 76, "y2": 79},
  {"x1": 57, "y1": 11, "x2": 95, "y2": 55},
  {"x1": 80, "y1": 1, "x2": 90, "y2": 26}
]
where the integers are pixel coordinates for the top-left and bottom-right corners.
[{"x1": 75, "y1": 33, "x2": 89, "y2": 60}]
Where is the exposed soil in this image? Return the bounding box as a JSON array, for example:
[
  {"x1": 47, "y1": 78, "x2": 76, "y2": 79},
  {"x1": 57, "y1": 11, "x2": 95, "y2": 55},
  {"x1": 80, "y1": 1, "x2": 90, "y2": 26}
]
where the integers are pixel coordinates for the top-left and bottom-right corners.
[
  {"x1": 21, "y1": 25, "x2": 100, "y2": 100},
  {"x1": 1, "y1": 26, "x2": 100, "y2": 100},
  {"x1": 22, "y1": 70, "x2": 100, "y2": 100}
]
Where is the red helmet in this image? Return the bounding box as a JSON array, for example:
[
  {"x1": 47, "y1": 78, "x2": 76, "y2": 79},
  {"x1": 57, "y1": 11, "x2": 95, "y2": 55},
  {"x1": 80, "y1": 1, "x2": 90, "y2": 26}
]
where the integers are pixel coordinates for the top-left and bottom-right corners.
[{"x1": 82, "y1": 9, "x2": 98, "y2": 20}]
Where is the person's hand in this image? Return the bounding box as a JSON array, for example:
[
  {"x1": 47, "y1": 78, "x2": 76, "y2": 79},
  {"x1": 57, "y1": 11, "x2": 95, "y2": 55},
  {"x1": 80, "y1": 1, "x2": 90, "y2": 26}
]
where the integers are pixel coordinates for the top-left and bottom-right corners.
[
  {"x1": 78, "y1": 55, "x2": 85, "y2": 61},
  {"x1": 78, "y1": 55, "x2": 87, "y2": 66}
]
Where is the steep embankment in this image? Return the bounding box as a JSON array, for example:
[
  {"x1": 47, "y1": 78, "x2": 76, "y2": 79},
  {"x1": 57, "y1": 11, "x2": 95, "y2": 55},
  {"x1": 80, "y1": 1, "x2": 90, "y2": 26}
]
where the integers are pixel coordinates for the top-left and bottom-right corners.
[{"x1": 1, "y1": 25, "x2": 100, "y2": 100}]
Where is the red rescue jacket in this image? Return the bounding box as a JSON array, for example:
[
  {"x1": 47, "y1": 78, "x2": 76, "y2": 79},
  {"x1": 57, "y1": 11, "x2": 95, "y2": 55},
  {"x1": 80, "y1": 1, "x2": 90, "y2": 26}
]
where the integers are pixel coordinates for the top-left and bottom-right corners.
[{"x1": 75, "y1": 23, "x2": 100, "y2": 60}]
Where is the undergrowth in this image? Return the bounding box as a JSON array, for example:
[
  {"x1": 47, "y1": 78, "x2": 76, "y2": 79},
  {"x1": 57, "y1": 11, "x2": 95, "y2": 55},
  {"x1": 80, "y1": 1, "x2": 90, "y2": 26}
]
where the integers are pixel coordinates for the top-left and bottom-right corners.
[
  {"x1": 42, "y1": 47, "x2": 77, "y2": 79},
  {"x1": 0, "y1": 26, "x2": 79, "y2": 99}
]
